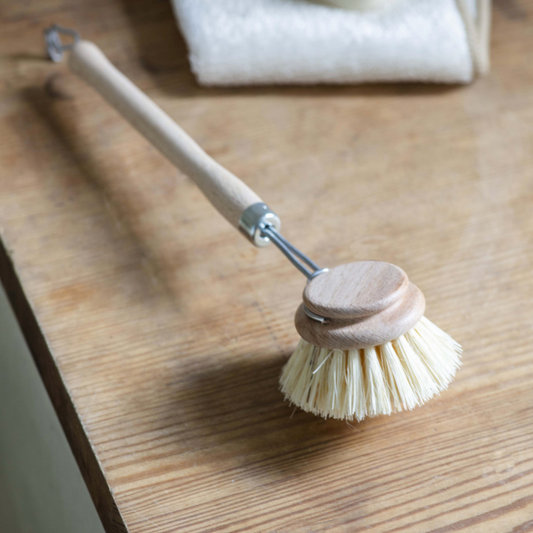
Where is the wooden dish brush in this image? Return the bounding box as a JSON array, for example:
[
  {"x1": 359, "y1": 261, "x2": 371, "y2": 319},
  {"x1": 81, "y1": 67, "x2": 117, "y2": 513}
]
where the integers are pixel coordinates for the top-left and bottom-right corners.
[{"x1": 45, "y1": 26, "x2": 462, "y2": 422}]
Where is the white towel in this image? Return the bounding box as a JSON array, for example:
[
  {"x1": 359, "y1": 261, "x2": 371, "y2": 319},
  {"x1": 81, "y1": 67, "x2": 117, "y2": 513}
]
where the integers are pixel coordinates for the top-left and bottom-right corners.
[{"x1": 172, "y1": 0, "x2": 490, "y2": 86}]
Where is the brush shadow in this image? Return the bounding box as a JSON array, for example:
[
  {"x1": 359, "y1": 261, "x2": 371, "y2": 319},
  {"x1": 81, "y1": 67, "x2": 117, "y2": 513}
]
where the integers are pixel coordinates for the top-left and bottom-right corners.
[
  {"x1": 166, "y1": 350, "x2": 370, "y2": 480},
  {"x1": 118, "y1": 0, "x2": 462, "y2": 99},
  {"x1": 19, "y1": 83, "x2": 189, "y2": 307}
]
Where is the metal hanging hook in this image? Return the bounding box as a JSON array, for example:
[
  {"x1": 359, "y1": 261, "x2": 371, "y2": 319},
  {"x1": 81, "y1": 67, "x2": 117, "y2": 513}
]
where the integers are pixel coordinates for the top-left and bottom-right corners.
[
  {"x1": 238, "y1": 203, "x2": 328, "y2": 281},
  {"x1": 44, "y1": 25, "x2": 80, "y2": 63},
  {"x1": 260, "y1": 225, "x2": 330, "y2": 324},
  {"x1": 261, "y1": 226, "x2": 328, "y2": 281}
]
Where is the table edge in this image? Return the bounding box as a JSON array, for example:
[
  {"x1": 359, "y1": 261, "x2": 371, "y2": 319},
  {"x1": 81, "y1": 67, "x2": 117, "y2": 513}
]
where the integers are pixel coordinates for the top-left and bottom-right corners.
[{"x1": 0, "y1": 236, "x2": 128, "y2": 533}]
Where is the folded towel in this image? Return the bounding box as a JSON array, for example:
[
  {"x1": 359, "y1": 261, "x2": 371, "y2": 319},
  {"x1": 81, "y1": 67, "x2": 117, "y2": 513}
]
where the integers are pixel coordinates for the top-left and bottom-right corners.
[{"x1": 172, "y1": 0, "x2": 490, "y2": 86}]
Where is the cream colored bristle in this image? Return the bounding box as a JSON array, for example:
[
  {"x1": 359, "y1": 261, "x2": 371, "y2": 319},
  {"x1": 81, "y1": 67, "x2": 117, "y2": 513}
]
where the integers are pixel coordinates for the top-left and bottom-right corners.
[
  {"x1": 364, "y1": 347, "x2": 391, "y2": 417},
  {"x1": 280, "y1": 317, "x2": 462, "y2": 421}
]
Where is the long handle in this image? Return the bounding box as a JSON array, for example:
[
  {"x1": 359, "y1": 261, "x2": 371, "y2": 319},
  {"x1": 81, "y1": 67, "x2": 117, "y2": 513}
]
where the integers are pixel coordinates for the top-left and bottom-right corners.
[{"x1": 68, "y1": 39, "x2": 279, "y2": 243}]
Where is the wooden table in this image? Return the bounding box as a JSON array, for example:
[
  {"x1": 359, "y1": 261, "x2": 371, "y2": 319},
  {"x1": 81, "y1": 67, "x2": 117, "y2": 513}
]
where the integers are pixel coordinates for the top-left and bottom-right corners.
[{"x1": 1, "y1": 1, "x2": 532, "y2": 532}]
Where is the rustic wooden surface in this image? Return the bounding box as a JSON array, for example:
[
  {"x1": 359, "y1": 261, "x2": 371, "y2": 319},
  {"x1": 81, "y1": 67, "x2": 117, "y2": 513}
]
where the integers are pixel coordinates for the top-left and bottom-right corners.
[{"x1": 1, "y1": 1, "x2": 533, "y2": 532}]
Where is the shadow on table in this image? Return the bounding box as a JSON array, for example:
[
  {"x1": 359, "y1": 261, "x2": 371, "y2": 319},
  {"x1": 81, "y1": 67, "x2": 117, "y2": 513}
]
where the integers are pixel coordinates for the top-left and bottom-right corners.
[
  {"x1": 165, "y1": 348, "x2": 371, "y2": 481},
  {"x1": 19, "y1": 84, "x2": 190, "y2": 309}
]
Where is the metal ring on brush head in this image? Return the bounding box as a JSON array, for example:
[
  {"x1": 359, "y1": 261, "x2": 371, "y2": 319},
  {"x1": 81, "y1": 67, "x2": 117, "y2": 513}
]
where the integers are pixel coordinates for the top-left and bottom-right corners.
[{"x1": 302, "y1": 306, "x2": 329, "y2": 325}]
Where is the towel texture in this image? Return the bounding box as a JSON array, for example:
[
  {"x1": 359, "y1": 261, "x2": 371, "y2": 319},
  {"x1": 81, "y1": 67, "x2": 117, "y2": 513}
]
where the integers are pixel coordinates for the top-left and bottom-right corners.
[{"x1": 172, "y1": 0, "x2": 490, "y2": 86}]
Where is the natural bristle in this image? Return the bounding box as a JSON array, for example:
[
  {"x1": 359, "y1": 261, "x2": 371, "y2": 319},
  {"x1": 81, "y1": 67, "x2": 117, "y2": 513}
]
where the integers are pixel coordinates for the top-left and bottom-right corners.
[{"x1": 280, "y1": 316, "x2": 462, "y2": 421}]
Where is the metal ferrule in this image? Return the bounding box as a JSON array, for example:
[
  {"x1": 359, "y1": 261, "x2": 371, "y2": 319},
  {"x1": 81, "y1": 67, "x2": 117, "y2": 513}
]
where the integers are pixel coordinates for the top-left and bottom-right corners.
[{"x1": 238, "y1": 203, "x2": 281, "y2": 247}]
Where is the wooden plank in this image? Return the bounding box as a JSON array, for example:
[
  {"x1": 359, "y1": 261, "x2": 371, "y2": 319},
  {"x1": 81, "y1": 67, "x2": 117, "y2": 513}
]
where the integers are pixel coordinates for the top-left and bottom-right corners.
[{"x1": 1, "y1": 1, "x2": 533, "y2": 532}]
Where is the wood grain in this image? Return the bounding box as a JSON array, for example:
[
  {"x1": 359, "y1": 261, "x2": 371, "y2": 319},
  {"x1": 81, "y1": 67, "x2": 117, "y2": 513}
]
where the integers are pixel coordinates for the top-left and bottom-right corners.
[{"x1": 1, "y1": 1, "x2": 533, "y2": 532}]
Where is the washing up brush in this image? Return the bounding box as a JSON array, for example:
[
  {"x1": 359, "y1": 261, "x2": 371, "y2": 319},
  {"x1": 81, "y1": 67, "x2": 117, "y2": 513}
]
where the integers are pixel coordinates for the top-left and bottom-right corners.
[{"x1": 45, "y1": 26, "x2": 462, "y2": 421}]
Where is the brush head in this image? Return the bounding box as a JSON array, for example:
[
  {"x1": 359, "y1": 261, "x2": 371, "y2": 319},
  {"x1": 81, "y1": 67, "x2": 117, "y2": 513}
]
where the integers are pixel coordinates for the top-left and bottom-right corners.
[{"x1": 280, "y1": 261, "x2": 462, "y2": 421}]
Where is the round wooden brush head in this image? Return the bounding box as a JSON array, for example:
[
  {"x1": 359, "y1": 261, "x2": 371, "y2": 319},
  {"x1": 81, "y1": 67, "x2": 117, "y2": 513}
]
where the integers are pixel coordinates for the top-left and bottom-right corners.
[
  {"x1": 304, "y1": 261, "x2": 409, "y2": 319},
  {"x1": 282, "y1": 261, "x2": 461, "y2": 421},
  {"x1": 295, "y1": 261, "x2": 426, "y2": 350}
]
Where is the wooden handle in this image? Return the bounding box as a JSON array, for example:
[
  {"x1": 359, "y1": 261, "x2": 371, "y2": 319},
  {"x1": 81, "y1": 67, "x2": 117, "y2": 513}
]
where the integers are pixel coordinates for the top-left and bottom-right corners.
[{"x1": 68, "y1": 40, "x2": 263, "y2": 229}]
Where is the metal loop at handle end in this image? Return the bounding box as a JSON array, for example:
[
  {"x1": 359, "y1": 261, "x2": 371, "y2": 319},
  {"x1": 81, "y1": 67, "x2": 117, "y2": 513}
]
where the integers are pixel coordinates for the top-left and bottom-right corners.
[{"x1": 44, "y1": 25, "x2": 80, "y2": 63}]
